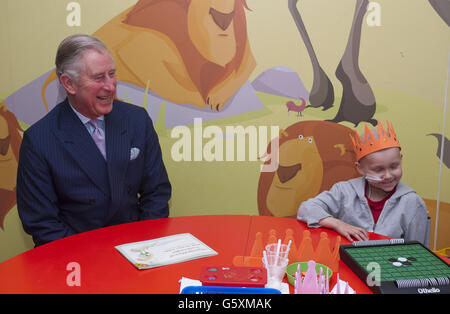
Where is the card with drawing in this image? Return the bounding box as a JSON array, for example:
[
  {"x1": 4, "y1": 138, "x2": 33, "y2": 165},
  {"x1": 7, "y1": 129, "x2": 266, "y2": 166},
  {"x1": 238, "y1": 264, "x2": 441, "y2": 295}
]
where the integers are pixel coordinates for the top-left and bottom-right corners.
[{"x1": 115, "y1": 233, "x2": 218, "y2": 270}]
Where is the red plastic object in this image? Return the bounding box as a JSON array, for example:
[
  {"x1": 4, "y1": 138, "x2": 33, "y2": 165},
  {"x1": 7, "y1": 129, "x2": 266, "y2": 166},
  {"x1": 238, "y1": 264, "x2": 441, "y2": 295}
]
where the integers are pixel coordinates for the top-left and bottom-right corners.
[{"x1": 200, "y1": 266, "x2": 267, "y2": 288}]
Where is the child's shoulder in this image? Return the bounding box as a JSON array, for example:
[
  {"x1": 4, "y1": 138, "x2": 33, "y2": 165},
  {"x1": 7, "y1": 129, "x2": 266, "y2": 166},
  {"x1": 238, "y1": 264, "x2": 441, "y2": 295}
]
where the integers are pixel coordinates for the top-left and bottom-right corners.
[
  {"x1": 395, "y1": 181, "x2": 420, "y2": 198},
  {"x1": 333, "y1": 176, "x2": 364, "y2": 187},
  {"x1": 338, "y1": 176, "x2": 365, "y2": 191},
  {"x1": 394, "y1": 182, "x2": 427, "y2": 210},
  {"x1": 328, "y1": 177, "x2": 365, "y2": 196}
]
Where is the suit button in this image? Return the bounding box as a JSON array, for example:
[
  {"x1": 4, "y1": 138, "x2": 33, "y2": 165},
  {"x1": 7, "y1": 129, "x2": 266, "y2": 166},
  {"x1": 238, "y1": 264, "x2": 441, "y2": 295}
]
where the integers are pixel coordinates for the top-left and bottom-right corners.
[{"x1": 89, "y1": 199, "x2": 96, "y2": 205}]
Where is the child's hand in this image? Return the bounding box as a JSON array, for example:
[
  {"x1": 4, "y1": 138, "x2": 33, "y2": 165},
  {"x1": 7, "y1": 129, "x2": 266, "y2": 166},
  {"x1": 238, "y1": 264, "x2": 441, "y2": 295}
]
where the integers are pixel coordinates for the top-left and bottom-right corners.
[{"x1": 319, "y1": 217, "x2": 369, "y2": 242}]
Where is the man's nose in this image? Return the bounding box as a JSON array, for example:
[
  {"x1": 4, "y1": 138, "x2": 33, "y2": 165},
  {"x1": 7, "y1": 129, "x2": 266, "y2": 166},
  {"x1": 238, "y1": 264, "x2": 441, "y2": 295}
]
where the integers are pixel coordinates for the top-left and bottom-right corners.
[{"x1": 103, "y1": 76, "x2": 116, "y2": 91}]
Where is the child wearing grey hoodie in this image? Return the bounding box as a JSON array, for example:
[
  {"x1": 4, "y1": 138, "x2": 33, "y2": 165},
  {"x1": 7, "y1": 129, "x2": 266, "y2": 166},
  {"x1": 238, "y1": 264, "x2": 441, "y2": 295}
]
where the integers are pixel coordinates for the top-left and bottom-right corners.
[{"x1": 297, "y1": 122, "x2": 429, "y2": 246}]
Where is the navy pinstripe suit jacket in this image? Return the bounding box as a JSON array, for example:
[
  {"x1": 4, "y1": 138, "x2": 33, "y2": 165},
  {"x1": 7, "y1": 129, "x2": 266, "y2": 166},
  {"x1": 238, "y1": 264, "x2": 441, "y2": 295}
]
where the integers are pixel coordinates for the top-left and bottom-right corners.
[{"x1": 17, "y1": 99, "x2": 171, "y2": 246}]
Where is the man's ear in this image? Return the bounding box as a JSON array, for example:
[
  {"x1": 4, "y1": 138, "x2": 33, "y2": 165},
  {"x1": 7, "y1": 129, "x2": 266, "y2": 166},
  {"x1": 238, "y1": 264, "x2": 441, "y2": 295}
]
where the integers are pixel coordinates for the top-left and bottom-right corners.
[{"x1": 59, "y1": 74, "x2": 77, "y2": 95}]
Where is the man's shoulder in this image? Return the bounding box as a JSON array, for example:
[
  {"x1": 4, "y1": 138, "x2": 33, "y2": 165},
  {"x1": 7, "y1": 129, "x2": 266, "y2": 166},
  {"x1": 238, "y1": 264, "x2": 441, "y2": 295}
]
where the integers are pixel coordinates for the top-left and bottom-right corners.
[
  {"x1": 24, "y1": 101, "x2": 65, "y2": 136},
  {"x1": 113, "y1": 99, "x2": 147, "y2": 116},
  {"x1": 112, "y1": 99, "x2": 153, "y2": 128}
]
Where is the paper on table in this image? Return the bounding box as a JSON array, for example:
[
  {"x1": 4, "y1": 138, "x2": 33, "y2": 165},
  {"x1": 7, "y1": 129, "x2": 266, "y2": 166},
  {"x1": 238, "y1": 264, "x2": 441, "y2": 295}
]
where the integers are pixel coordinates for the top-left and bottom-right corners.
[
  {"x1": 179, "y1": 277, "x2": 202, "y2": 293},
  {"x1": 115, "y1": 233, "x2": 218, "y2": 269}
]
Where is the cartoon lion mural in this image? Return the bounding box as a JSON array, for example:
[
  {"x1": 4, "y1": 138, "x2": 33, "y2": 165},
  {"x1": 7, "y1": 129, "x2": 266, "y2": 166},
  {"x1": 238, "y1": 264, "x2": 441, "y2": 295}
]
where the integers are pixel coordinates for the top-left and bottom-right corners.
[
  {"x1": 0, "y1": 104, "x2": 23, "y2": 229},
  {"x1": 258, "y1": 121, "x2": 360, "y2": 217},
  {"x1": 40, "y1": 0, "x2": 256, "y2": 113}
]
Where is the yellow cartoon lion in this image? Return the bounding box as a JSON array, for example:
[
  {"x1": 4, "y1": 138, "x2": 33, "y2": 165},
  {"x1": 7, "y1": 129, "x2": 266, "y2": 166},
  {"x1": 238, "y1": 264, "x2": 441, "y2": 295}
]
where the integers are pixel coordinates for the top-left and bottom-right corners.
[
  {"x1": 0, "y1": 104, "x2": 23, "y2": 229},
  {"x1": 43, "y1": 0, "x2": 256, "y2": 112}
]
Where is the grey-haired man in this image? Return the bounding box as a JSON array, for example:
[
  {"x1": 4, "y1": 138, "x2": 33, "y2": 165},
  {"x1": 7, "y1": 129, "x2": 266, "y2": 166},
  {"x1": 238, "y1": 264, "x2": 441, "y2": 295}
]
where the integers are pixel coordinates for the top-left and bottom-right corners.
[{"x1": 17, "y1": 34, "x2": 172, "y2": 246}]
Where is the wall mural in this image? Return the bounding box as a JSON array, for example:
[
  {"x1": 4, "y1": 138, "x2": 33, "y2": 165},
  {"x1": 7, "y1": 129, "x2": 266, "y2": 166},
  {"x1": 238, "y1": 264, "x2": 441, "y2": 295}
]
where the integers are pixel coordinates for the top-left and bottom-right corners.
[
  {"x1": 0, "y1": 105, "x2": 22, "y2": 229},
  {"x1": 258, "y1": 120, "x2": 359, "y2": 217},
  {"x1": 0, "y1": 0, "x2": 449, "y2": 257}
]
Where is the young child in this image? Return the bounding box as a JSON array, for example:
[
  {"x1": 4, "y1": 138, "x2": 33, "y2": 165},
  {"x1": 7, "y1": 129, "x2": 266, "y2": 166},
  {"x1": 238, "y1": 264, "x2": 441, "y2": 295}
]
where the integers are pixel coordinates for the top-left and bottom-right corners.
[{"x1": 297, "y1": 121, "x2": 429, "y2": 245}]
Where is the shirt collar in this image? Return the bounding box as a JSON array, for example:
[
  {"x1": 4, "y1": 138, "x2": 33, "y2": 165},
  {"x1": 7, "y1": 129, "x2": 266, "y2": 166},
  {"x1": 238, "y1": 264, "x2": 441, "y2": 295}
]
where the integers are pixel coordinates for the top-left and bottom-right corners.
[{"x1": 68, "y1": 100, "x2": 104, "y2": 124}]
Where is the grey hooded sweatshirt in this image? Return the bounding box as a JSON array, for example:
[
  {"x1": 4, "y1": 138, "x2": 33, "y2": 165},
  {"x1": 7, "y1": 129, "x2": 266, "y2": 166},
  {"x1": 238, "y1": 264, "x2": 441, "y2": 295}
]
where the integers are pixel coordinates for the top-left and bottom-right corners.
[{"x1": 297, "y1": 177, "x2": 430, "y2": 246}]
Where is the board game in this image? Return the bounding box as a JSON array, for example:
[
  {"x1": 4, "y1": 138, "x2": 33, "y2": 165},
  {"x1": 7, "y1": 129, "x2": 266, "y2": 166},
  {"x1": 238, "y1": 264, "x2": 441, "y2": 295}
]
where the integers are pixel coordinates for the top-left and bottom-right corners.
[{"x1": 339, "y1": 240, "x2": 450, "y2": 294}]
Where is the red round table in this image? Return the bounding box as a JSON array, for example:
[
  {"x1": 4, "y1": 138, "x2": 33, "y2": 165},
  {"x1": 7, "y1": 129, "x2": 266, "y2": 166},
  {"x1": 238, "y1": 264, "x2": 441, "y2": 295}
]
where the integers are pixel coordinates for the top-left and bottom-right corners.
[{"x1": 0, "y1": 215, "x2": 389, "y2": 294}]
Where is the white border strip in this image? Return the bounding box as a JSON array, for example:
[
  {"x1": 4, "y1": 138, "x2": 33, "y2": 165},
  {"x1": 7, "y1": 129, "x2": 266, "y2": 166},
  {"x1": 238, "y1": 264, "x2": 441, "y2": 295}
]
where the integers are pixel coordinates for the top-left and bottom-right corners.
[{"x1": 434, "y1": 49, "x2": 450, "y2": 251}]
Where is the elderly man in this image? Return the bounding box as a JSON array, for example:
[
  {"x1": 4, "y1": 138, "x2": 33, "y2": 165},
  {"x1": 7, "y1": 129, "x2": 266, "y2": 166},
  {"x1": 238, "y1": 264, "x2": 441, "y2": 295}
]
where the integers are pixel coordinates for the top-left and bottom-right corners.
[{"x1": 17, "y1": 34, "x2": 172, "y2": 246}]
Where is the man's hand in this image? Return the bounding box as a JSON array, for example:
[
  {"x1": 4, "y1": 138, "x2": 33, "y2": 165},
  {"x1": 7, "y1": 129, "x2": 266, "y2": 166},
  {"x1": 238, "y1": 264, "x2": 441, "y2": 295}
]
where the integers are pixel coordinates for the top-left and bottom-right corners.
[{"x1": 319, "y1": 217, "x2": 369, "y2": 242}]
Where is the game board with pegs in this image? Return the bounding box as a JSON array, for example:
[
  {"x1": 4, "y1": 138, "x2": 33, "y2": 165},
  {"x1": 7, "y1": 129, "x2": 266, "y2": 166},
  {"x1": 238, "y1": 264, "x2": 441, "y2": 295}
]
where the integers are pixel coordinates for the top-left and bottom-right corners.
[{"x1": 339, "y1": 240, "x2": 450, "y2": 294}]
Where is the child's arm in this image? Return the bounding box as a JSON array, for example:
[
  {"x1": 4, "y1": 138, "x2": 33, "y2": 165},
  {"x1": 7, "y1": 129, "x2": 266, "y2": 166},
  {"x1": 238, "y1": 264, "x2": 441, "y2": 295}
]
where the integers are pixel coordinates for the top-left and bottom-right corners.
[
  {"x1": 297, "y1": 182, "x2": 345, "y2": 227},
  {"x1": 319, "y1": 217, "x2": 369, "y2": 242},
  {"x1": 297, "y1": 181, "x2": 369, "y2": 242}
]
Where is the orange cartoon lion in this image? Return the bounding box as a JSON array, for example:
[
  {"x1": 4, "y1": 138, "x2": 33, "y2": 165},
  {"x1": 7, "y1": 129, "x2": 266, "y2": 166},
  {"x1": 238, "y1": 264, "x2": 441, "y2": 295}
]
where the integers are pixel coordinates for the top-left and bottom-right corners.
[
  {"x1": 0, "y1": 104, "x2": 23, "y2": 229},
  {"x1": 258, "y1": 121, "x2": 360, "y2": 217},
  {"x1": 43, "y1": 0, "x2": 256, "y2": 112}
]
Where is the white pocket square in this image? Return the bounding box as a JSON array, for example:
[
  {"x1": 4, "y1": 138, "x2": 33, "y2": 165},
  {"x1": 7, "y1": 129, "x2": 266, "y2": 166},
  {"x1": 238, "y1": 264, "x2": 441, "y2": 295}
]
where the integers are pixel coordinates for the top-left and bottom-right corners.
[{"x1": 130, "y1": 147, "x2": 140, "y2": 161}]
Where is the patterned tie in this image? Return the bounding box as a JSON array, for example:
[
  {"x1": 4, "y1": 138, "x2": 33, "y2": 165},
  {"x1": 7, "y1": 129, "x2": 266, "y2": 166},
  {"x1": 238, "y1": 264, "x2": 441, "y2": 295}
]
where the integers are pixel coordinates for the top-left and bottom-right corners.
[{"x1": 89, "y1": 119, "x2": 106, "y2": 160}]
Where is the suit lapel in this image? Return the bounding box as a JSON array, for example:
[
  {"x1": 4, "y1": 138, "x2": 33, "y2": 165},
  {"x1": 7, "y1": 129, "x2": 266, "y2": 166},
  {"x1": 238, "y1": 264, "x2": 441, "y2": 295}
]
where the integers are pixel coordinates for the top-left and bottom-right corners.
[
  {"x1": 105, "y1": 101, "x2": 130, "y2": 211},
  {"x1": 52, "y1": 99, "x2": 110, "y2": 196}
]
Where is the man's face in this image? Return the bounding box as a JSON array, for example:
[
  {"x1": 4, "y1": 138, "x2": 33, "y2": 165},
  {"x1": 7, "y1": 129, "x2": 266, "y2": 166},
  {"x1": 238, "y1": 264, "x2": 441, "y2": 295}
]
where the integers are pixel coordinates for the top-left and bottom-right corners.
[
  {"x1": 357, "y1": 147, "x2": 403, "y2": 192},
  {"x1": 69, "y1": 49, "x2": 117, "y2": 119}
]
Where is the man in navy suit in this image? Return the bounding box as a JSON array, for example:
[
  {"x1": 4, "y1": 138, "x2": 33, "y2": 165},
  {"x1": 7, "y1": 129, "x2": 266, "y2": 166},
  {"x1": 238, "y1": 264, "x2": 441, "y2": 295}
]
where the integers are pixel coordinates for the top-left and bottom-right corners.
[{"x1": 17, "y1": 34, "x2": 172, "y2": 246}]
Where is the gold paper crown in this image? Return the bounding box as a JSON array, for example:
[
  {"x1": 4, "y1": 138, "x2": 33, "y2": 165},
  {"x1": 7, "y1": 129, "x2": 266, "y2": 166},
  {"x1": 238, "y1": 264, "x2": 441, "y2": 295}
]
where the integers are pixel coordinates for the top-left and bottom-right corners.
[{"x1": 349, "y1": 121, "x2": 401, "y2": 161}]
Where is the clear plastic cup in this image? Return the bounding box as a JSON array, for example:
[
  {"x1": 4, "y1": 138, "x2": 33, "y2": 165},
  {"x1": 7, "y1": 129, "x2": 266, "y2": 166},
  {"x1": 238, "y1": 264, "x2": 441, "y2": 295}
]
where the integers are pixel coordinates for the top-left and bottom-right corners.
[
  {"x1": 262, "y1": 254, "x2": 289, "y2": 290},
  {"x1": 265, "y1": 243, "x2": 290, "y2": 259}
]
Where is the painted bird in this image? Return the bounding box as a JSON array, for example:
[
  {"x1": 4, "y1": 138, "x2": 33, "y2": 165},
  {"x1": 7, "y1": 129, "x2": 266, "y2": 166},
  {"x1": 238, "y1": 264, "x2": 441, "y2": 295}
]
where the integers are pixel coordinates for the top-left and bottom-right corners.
[{"x1": 286, "y1": 98, "x2": 306, "y2": 116}]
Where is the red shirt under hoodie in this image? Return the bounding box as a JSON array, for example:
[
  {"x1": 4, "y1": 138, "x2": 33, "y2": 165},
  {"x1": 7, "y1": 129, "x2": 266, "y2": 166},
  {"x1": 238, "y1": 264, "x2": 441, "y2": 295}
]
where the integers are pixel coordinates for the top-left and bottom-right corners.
[{"x1": 365, "y1": 182, "x2": 397, "y2": 224}]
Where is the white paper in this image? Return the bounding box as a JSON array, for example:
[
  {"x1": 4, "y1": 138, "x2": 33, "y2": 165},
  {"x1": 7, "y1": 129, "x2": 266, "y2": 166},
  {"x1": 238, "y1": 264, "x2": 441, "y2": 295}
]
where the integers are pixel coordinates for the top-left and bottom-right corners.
[
  {"x1": 179, "y1": 277, "x2": 202, "y2": 293},
  {"x1": 115, "y1": 233, "x2": 218, "y2": 269}
]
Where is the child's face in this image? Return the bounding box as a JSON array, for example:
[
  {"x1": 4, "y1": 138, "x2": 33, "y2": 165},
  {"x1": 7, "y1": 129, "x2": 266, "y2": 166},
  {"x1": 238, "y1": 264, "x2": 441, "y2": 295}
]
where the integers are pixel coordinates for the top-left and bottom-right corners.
[{"x1": 356, "y1": 147, "x2": 402, "y2": 192}]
